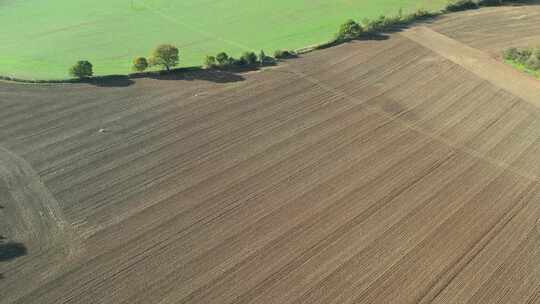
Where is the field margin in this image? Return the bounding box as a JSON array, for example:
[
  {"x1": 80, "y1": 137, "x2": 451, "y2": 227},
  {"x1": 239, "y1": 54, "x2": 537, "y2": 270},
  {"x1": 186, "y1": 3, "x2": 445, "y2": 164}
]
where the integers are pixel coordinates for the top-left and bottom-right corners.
[{"x1": 0, "y1": 0, "x2": 534, "y2": 85}]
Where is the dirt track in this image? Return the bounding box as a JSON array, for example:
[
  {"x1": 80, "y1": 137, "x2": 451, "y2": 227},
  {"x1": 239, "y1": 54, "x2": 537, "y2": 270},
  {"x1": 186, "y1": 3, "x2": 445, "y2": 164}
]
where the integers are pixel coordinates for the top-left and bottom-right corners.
[
  {"x1": 402, "y1": 26, "x2": 540, "y2": 106},
  {"x1": 1, "y1": 4, "x2": 540, "y2": 304}
]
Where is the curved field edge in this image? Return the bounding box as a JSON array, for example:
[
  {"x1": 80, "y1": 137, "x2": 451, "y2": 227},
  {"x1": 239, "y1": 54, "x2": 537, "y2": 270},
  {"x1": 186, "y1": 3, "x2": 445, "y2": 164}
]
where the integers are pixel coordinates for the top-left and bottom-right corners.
[
  {"x1": 0, "y1": 146, "x2": 81, "y2": 303},
  {"x1": 0, "y1": 146, "x2": 77, "y2": 253},
  {"x1": 0, "y1": 0, "x2": 449, "y2": 81}
]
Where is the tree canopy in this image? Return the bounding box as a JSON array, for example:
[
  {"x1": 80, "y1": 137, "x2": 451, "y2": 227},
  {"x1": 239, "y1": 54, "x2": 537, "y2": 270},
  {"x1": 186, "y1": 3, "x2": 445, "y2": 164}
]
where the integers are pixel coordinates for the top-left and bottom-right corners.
[
  {"x1": 149, "y1": 44, "x2": 179, "y2": 71},
  {"x1": 69, "y1": 60, "x2": 93, "y2": 78}
]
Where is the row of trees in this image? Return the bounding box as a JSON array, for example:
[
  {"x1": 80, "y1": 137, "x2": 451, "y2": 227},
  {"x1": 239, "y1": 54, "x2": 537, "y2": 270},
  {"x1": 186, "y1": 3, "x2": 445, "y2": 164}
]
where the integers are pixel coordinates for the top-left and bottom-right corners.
[
  {"x1": 334, "y1": 8, "x2": 434, "y2": 43},
  {"x1": 69, "y1": 0, "x2": 523, "y2": 79},
  {"x1": 333, "y1": 0, "x2": 522, "y2": 43},
  {"x1": 69, "y1": 44, "x2": 294, "y2": 78},
  {"x1": 69, "y1": 44, "x2": 180, "y2": 78},
  {"x1": 203, "y1": 50, "x2": 279, "y2": 69},
  {"x1": 132, "y1": 44, "x2": 180, "y2": 72}
]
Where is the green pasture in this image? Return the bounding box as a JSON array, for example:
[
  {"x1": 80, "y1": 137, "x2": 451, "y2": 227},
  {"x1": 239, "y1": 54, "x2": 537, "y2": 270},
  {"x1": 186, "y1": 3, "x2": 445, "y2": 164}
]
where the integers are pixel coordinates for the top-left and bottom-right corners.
[{"x1": 0, "y1": 0, "x2": 447, "y2": 79}]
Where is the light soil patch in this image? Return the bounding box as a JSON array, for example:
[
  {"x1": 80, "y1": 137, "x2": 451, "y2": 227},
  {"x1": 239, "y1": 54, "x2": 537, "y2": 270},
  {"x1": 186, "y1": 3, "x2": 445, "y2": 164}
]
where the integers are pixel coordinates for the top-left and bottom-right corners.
[
  {"x1": 401, "y1": 26, "x2": 540, "y2": 108},
  {"x1": 0, "y1": 146, "x2": 80, "y2": 302},
  {"x1": 0, "y1": 147, "x2": 73, "y2": 246},
  {"x1": 0, "y1": 147, "x2": 79, "y2": 263}
]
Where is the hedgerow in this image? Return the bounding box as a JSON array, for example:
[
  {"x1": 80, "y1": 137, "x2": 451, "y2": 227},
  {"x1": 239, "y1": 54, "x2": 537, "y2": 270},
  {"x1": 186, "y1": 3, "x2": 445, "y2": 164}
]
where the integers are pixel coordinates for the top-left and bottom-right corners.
[
  {"x1": 504, "y1": 47, "x2": 540, "y2": 71},
  {"x1": 445, "y1": 0, "x2": 479, "y2": 12},
  {"x1": 204, "y1": 50, "x2": 276, "y2": 70},
  {"x1": 445, "y1": 0, "x2": 523, "y2": 12},
  {"x1": 274, "y1": 50, "x2": 297, "y2": 59},
  {"x1": 336, "y1": 20, "x2": 364, "y2": 42}
]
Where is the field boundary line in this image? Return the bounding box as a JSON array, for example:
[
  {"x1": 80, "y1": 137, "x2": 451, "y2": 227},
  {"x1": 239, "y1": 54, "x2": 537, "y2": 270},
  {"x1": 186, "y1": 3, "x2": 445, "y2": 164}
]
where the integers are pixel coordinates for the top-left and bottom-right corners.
[
  {"x1": 401, "y1": 26, "x2": 540, "y2": 108},
  {"x1": 280, "y1": 67, "x2": 539, "y2": 183}
]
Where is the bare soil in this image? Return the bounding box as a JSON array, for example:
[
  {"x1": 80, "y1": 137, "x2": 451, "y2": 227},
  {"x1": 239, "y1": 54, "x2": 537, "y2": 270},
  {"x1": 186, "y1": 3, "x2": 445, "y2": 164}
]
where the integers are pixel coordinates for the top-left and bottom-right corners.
[{"x1": 0, "y1": 4, "x2": 539, "y2": 304}]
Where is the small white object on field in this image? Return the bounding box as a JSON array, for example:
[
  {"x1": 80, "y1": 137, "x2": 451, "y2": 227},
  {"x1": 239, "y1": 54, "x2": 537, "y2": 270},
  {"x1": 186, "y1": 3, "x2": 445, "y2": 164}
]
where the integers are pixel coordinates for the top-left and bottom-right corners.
[{"x1": 98, "y1": 128, "x2": 106, "y2": 133}]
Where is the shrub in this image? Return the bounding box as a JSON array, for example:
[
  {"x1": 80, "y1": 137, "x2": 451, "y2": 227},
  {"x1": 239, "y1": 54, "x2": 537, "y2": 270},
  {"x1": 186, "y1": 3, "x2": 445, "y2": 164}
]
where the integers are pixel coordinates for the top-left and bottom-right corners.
[
  {"x1": 149, "y1": 44, "x2": 179, "y2": 71},
  {"x1": 533, "y1": 48, "x2": 540, "y2": 60},
  {"x1": 336, "y1": 19, "x2": 363, "y2": 41},
  {"x1": 259, "y1": 50, "x2": 267, "y2": 65},
  {"x1": 445, "y1": 0, "x2": 479, "y2": 12},
  {"x1": 69, "y1": 60, "x2": 93, "y2": 78},
  {"x1": 240, "y1": 51, "x2": 258, "y2": 66},
  {"x1": 362, "y1": 15, "x2": 401, "y2": 33},
  {"x1": 204, "y1": 55, "x2": 217, "y2": 68},
  {"x1": 518, "y1": 49, "x2": 533, "y2": 63},
  {"x1": 503, "y1": 47, "x2": 520, "y2": 61},
  {"x1": 507, "y1": 48, "x2": 533, "y2": 64},
  {"x1": 526, "y1": 55, "x2": 540, "y2": 70},
  {"x1": 258, "y1": 50, "x2": 275, "y2": 66},
  {"x1": 232, "y1": 56, "x2": 247, "y2": 66},
  {"x1": 358, "y1": 9, "x2": 437, "y2": 36},
  {"x1": 207, "y1": 52, "x2": 245, "y2": 69},
  {"x1": 274, "y1": 49, "x2": 296, "y2": 59},
  {"x1": 132, "y1": 57, "x2": 149, "y2": 72},
  {"x1": 362, "y1": 17, "x2": 382, "y2": 33},
  {"x1": 216, "y1": 52, "x2": 230, "y2": 66},
  {"x1": 412, "y1": 9, "x2": 435, "y2": 19},
  {"x1": 504, "y1": 47, "x2": 540, "y2": 71}
]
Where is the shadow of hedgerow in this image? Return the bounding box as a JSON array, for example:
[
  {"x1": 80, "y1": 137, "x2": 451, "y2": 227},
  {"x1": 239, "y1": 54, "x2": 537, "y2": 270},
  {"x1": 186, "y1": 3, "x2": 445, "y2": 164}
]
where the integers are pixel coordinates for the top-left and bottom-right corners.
[{"x1": 0, "y1": 240, "x2": 27, "y2": 263}]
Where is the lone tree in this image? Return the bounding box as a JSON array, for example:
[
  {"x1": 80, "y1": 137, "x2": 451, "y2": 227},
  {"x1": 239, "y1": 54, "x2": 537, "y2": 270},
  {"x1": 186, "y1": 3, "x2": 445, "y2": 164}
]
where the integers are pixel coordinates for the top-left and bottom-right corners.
[
  {"x1": 336, "y1": 19, "x2": 363, "y2": 41},
  {"x1": 149, "y1": 44, "x2": 179, "y2": 71},
  {"x1": 70, "y1": 60, "x2": 93, "y2": 78},
  {"x1": 216, "y1": 52, "x2": 230, "y2": 66},
  {"x1": 132, "y1": 57, "x2": 149, "y2": 72},
  {"x1": 204, "y1": 55, "x2": 217, "y2": 68}
]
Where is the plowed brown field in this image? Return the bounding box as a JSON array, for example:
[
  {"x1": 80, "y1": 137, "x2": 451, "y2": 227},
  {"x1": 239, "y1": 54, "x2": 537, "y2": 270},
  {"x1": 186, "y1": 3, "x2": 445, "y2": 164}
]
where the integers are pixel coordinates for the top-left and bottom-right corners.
[{"x1": 1, "y1": 4, "x2": 539, "y2": 304}]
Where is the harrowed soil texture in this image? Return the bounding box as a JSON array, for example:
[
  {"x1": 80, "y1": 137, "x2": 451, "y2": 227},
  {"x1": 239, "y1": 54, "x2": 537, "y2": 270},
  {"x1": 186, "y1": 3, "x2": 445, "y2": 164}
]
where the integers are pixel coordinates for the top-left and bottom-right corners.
[{"x1": 1, "y1": 4, "x2": 540, "y2": 304}]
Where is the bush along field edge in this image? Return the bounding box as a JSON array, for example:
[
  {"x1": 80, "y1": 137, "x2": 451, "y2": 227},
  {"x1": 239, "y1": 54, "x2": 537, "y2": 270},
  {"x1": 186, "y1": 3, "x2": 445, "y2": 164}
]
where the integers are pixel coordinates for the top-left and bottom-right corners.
[
  {"x1": 0, "y1": 0, "x2": 532, "y2": 84},
  {"x1": 503, "y1": 47, "x2": 540, "y2": 79}
]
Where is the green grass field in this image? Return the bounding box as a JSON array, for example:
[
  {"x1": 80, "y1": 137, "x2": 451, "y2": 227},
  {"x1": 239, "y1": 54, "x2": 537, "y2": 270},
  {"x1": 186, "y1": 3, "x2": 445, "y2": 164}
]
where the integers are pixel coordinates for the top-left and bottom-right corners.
[{"x1": 0, "y1": 0, "x2": 448, "y2": 79}]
